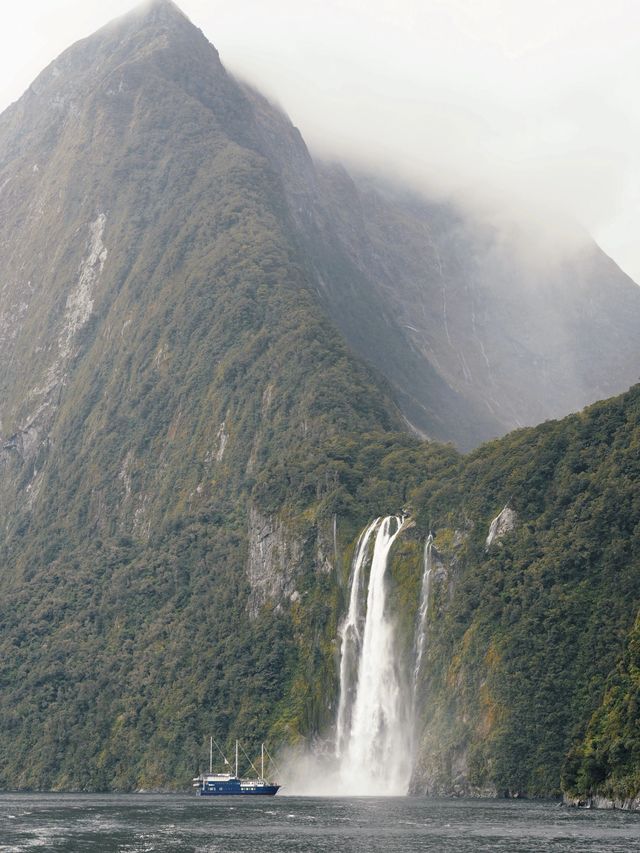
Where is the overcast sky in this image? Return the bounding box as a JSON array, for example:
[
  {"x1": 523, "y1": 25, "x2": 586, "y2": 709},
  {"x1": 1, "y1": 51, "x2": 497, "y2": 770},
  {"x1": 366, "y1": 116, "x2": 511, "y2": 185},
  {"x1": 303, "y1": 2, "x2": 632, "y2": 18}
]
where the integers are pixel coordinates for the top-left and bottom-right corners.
[{"x1": 1, "y1": 0, "x2": 638, "y2": 280}]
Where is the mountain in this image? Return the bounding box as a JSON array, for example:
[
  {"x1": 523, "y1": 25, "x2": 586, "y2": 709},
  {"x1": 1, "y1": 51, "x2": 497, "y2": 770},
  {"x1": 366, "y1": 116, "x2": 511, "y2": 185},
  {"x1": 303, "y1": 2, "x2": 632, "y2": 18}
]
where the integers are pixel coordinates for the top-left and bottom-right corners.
[
  {"x1": 1, "y1": 0, "x2": 639, "y2": 463},
  {"x1": 0, "y1": 0, "x2": 638, "y2": 800},
  {"x1": 0, "y1": 0, "x2": 403, "y2": 789},
  {"x1": 239, "y1": 85, "x2": 640, "y2": 449},
  {"x1": 259, "y1": 384, "x2": 640, "y2": 802}
]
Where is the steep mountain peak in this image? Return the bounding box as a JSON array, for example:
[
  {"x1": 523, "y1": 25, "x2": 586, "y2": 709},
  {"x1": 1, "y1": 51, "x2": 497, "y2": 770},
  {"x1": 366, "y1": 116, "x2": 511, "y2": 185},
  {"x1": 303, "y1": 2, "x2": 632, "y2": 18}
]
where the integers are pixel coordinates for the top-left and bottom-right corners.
[
  {"x1": 0, "y1": 0, "x2": 223, "y2": 159},
  {"x1": 96, "y1": 0, "x2": 202, "y2": 54},
  {"x1": 143, "y1": 0, "x2": 185, "y2": 11},
  {"x1": 129, "y1": 0, "x2": 192, "y2": 28},
  {"x1": 13, "y1": 0, "x2": 198, "y2": 101},
  {"x1": 101, "y1": 0, "x2": 208, "y2": 65}
]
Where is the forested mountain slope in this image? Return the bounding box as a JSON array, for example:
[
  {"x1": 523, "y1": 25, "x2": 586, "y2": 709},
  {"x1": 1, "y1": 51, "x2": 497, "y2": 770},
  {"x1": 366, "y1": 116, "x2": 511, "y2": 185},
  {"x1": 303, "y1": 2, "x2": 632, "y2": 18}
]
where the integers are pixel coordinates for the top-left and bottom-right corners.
[
  {"x1": 0, "y1": 0, "x2": 638, "y2": 800},
  {"x1": 408, "y1": 384, "x2": 640, "y2": 798},
  {"x1": 563, "y1": 612, "x2": 640, "y2": 807},
  {"x1": 0, "y1": 0, "x2": 402, "y2": 789}
]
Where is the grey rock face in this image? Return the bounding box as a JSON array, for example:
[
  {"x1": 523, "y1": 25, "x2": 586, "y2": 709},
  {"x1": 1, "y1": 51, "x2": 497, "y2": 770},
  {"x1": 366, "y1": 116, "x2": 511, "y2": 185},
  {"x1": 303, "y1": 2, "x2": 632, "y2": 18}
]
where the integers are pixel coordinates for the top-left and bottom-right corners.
[
  {"x1": 410, "y1": 745, "x2": 499, "y2": 798},
  {"x1": 564, "y1": 793, "x2": 640, "y2": 811},
  {"x1": 485, "y1": 506, "x2": 517, "y2": 549},
  {"x1": 246, "y1": 506, "x2": 304, "y2": 619}
]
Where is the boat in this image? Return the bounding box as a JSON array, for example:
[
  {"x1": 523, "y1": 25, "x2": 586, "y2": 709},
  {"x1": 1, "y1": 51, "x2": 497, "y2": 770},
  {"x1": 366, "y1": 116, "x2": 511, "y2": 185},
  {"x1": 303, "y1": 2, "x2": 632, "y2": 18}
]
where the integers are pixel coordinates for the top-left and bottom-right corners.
[{"x1": 193, "y1": 738, "x2": 280, "y2": 796}]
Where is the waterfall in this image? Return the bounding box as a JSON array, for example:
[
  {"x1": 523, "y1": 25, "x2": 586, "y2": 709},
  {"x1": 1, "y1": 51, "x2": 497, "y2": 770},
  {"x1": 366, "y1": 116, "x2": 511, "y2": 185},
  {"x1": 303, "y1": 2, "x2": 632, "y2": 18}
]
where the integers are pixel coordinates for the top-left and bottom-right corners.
[
  {"x1": 334, "y1": 516, "x2": 412, "y2": 795},
  {"x1": 278, "y1": 516, "x2": 435, "y2": 797},
  {"x1": 334, "y1": 518, "x2": 379, "y2": 759},
  {"x1": 283, "y1": 519, "x2": 437, "y2": 797},
  {"x1": 412, "y1": 533, "x2": 434, "y2": 690}
]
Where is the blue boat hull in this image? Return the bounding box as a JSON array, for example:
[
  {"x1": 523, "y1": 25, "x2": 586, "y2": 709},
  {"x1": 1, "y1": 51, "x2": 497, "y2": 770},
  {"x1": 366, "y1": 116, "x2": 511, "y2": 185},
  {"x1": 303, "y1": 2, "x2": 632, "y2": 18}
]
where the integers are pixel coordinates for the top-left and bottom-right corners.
[{"x1": 197, "y1": 783, "x2": 279, "y2": 796}]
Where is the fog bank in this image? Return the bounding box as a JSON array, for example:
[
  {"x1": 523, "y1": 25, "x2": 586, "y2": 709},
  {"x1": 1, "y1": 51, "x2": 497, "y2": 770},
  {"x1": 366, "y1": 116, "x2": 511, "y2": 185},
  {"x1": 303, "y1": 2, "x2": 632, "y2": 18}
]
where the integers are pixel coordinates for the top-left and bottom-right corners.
[{"x1": 1, "y1": 0, "x2": 638, "y2": 279}]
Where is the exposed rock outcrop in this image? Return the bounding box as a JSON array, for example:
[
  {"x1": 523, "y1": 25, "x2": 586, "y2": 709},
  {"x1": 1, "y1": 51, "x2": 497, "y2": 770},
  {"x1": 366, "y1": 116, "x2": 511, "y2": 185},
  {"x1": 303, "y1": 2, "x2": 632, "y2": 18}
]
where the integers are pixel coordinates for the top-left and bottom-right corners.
[
  {"x1": 485, "y1": 505, "x2": 517, "y2": 548},
  {"x1": 410, "y1": 740, "x2": 498, "y2": 798},
  {"x1": 247, "y1": 506, "x2": 304, "y2": 619},
  {"x1": 564, "y1": 793, "x2": 640, "y2": 811}
]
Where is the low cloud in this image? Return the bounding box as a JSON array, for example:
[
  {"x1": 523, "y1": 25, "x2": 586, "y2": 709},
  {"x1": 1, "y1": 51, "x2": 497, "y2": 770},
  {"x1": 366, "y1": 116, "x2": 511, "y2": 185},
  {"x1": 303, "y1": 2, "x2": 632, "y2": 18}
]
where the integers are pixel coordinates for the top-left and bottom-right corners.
[
  {"x1": 1, "y1": 0, "x2": 638, "y2": 279},
  {"x1": 207, "y1": 0, "x2": 640, "y2": 279}
]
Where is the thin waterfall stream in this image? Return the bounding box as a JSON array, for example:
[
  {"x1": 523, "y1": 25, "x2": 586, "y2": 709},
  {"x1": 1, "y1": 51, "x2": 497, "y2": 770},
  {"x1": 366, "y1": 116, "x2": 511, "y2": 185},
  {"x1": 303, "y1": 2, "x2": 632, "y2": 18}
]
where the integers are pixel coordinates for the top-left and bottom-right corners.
[{"x1": 413, "y1": 532, "x2": 434, "y2": 690}]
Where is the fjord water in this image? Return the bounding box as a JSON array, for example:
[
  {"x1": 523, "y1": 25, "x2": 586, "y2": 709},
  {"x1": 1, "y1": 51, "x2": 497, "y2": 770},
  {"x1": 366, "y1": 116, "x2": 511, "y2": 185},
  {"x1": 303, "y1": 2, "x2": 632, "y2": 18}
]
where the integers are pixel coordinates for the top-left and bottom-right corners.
[{"x1": 1, "y1": 794, "x2": 638, "y2": 852}]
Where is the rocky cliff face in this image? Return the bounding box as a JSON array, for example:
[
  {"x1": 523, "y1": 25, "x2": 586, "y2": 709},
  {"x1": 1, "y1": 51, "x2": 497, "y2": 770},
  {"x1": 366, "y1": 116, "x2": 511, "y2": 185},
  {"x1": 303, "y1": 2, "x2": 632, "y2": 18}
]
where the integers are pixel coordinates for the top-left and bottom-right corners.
[
  {"x1": 564, "y1": 793, "x2": 640, "y2": 811},
  {"x1": 247, "y1": 506, "x2": 304, "y2": 618},
  {"x1": 485, "y1": 506, "x2": 517, "y2": 549}
]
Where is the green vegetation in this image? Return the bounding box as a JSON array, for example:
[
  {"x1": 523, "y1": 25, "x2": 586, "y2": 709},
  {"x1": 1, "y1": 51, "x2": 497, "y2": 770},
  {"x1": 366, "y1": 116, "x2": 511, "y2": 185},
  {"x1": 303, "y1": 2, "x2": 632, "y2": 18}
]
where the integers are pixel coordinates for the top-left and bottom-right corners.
[
  {"x1": 408, "y1": 386, "x2": 640, "y2": 798},
  {"x1": 562, "y1": 613, "x2": 640, "y2": 802}
]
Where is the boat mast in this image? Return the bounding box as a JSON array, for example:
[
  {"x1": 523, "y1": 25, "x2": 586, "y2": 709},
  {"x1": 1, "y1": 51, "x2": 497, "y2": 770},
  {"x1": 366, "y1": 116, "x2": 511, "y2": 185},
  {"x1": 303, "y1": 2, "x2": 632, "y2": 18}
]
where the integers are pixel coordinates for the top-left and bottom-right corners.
[
  {"x1": 261, "y1": 743, "x2": 264, "y2": 781},
  {"x1": 235, "y1": 739, "x2": 239, "y2": 779}
]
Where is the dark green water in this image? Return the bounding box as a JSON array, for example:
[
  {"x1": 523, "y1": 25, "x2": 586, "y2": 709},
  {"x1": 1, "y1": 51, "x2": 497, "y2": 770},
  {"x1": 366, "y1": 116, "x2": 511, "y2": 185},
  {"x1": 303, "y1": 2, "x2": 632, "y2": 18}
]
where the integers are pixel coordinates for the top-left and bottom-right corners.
[{"x1": 0, "y1": 794, "x2": 639, "y2": 852}]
